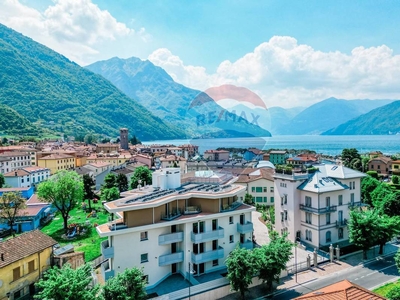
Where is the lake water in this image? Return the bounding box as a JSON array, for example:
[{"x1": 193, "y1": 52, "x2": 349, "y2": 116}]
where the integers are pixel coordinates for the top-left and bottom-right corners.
[{"x1": 143, "y1": 135, "x2": 400, "y2": 156}]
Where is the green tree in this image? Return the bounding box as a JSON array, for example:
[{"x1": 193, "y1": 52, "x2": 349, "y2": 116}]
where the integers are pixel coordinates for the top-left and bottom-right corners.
[
  {"x1": 366, "y1": 171, "x2": 379, "y2": 179},
  {"x1": 84, "y1": 133, "x2": 97, "y2": 145},
  {"x1": 387, "y1": 285, "x2": 400, "y2": 300},
  {"x1": 0, "y1": 173, "x2": 5, "y2": 188},
  {"x1": 371, "y1": 183, "x2": 393, "y2": 208},
  {"x1": 244, "y1": 193, "x2": 254, "y2": 205},
  {"x1": 361, "y1": 156, "x2": 370, "y2": 172},
  {"x1": 379, "y1": 192, "x2": 400, "y2": 217},
  {"x1": 103, "y1": 173, "x2": 117, "y2": 189},
  {"x1": 392, "y1": 175, "x2": 400, "y2": 185},
  {"x1": 361, "y1": 176, "x2": 380, "y2": 206},
  {"x1": 348, "y1": 209, "x2": 379, "y2": 260},
  {"x1": 341, "y1": 148, "x2": 361, "y2": 170},
  {"x1": 375, "y1": 214, "x2": 400, "y2": 254},
  {"x1": 102, "y1": 267, "x2": 147, "y2": 300},
  {"x1": 0, "y1": 192, "x2": 27, "y2": 237},
  {"x1": 253, "y1": 231, "x2": 293, "y2": 292},
  {"x1": 395, "y1": 248, "x2": 400, "y2": 272},
  {"x1": 129, "y1": 135, "x2": 141, "y2": 145},
  {"x1": 130, "y1": 166, "x2": 152, "y2": 189},
  {"x1": 226, "y1": 245, "x2": 255, "y2": 300},
  {"x1": 101, "y1": 187, "x2": 120, "y2": 202},
  {"x1": 116, "y1": 173, "x2": 129, "y2": 192},
  {"x1": 34, "y1": 263, "x2": 99, "y2": 300},
  {"x1": 38, "y1": 171, "x2": 84, "y2": 232},
  {"x1": 82, "y1": 174, "x2": 96, "y2": 211}
]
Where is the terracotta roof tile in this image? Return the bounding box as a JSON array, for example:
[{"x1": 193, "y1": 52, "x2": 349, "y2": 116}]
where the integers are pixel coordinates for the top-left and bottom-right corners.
[{"x1": 0, "y1": 230, "x2": 57, "y2": 268}]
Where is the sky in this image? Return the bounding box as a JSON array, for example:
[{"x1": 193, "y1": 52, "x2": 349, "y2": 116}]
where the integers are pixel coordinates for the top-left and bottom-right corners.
[{"x1": 1, "y1": 0, "x2": 400, "y2": 108}]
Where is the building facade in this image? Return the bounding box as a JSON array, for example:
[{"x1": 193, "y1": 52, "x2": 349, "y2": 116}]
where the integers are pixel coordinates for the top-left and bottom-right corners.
[
  {"x1": 37, "y1": 154, "x2": 75, "y2": 174},
  {"x1": 268, "y1": 150, "x2": 288, "y2": 165},
  {"x1": 97, "y1": 168, "x2": 255, "y2": 289},
  {"x1": 3, "y1": 167, "x2": 50, "y2": 188},
  {"x1": 274, "y1": 165, "x2": 366, "y2": 249},
  {"x1": 368, "y1": 156, "x2": 392, "y2": 176},
  {"x1": 203, "y1": 150, "x2": 230, "y2": 161},
  {"x1": 0, "y1": 152, "x2": 32, "y2": 172},
  {"x1": 120, "y1": 128, "x2": 129, "y2": 150}
]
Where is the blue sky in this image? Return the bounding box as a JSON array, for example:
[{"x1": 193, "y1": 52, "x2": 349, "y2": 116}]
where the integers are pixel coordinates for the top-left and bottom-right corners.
[{"x1": 1, "y1": 0, "x2": 400, "y2": 107}]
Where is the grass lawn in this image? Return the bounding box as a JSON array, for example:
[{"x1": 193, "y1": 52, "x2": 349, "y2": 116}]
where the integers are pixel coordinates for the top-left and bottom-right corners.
[
  {"x1": 41, "y1": 201, "x2": 109, "y2": 262},
  {"x1": 373, "y1": 279, "x2": 400, "y2": 297}
]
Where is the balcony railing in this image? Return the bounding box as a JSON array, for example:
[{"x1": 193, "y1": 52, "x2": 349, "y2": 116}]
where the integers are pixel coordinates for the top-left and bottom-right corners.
[
  {"x1": 336, "y1": 219, "x2": 348, "y2": 227},
  {"x1": 184, "y1": 205, "x2": 202, "y2": 215},
  {"x1": 191, "y1": 247, "x2": 224, "y2": 264},
  {"x1": 158, "y1": 231, "x2": 184, "y2": 245},
  {"x1": 348, "y1": 201, "x2": 362, "y2": 208},
  {"x1": 191, "y1": 227, "x2": 224, "y2": 243},
  {"x1": 237, "y1": 222, "x2": 254, "y2": 234},
  {"x1": 299, "y1": 204, "x2": 337, "y2": 214},
  {"x1": 101, "y1": 260, "x2": 114, "y2": 281},
  {"x1": 159, "y1": 251, "x2": 184, "y2": 266},
  {"x1": 101, "y1": 240, "x2": 114, "y2": 259},
  {"x1": 161, "y1": 208, "x2": 182, "y2": 221},
  {"x1": 239, "y1": 240, "x2": 253, "y2": 250},
  {"x1": 107, "y1": 221, "x2": 128, "y2": 231},
  {"x1": 221, "y1": 201, "x2": 242, "y2": 212}
]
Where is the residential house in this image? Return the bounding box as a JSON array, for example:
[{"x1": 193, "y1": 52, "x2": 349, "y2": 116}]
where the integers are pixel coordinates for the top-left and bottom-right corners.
[
  {"x1": 391, "y1": 160, "x2": 400, "y2": 175},
  {"x1": 286, "y1": 153, "x2": 319, "y2": 166},
  {"x1": 96, "y1": 168, "x2": 255, "y2": 288},
  {"x1": 0, "y1": 186, "x2": 34, "y2": 199},
  {"x1": 294, "y1": 279, "x2": 386, "y2": 300},
  {"x1": 236, "y1": 168, "x2": 275, "y2": 206},
  {"x1": 369, "y1": 151, "x2": 384, "y2": 159},
  {"x1": 0, "y1": 230, "x2": 57, "y2": 300},
  {"x1": 37, "y1": 153, "x2": 75, "y2": 174},
  {"x1": 203, "y1": 150, "x2": 230, "y2": 161},
  {"x1": 159, "y1": 155, "x2": 187, "y2": 173},
  {"x1": 0, "y1": 157, "x2": 12, "y2": 174},
  {"x1": 268, "y1": 150, "x2": 289, "y2": 165},
  {"x1": 131, "y1": 154, "x2": 153, "y2": 168},
  {"x1": 3, "y1": 167, "x2": 50, "y2": 188},
  {"x1": 274, "y1": 165, "x2": 366, "y2": 248},
  {"x1": 86, "y1": 152, "x2": 131, "y2": 168},
  {"x1": 368, "y1": 156, "x2": 392, "y2": 176},
  {"x1": 243, "y1": 148, "x2": 265, "y2": 161}
]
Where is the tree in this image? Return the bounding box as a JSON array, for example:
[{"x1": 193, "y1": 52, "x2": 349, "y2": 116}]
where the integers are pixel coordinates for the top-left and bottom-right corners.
[
  {"x1": 371, "y1": 183, "x2": 393, "y2": 208},
  {"x1": 103, "y1": 173, "x2": 117, "y2": 189},
  {"x1": 244, "y1": 193, "x2": 253, "y2": 205},
  {"x1": 0, "y1": 173, "x2": 4, "y2": 188},
  {"x1": 387, "y1": 285, "x2": 400, "y2": 300},
  {"x1": 379, "y1": 192, "x2": 400, "y2": 217},
  {"x1": 226, "y1": 245, "x2": 255, "y2": 300},
  {"x1": 101, "y1": 187, "x2": 120, "y2": 202},
  {"x1": 395, "y1": 248, "x2": 400, "y2": 272},
  {"x1": 366, "y1": 171, "x2": 379, "y2": 179},
  {"x1": 130, "y1": 166, "x2": 152, "y2": 189},
  {"x1": 34, "y1": 263, "x2": 99, "y2": 300},
  {"x1": 361, "y1": 156, "x2": 370, "y2": 172},
  {"x1": 375, "y1": 214, "x2": 400, "y2": 254},
  {"x1": 82, "y1": 174, "x2": 96, "y2": 211},
  {"x1": 0, "y1": 192, "x2": 27, "y2": 237},
  {"x1": 348, "y1": 209, "x2": 379, "y2": 260},
  {"x1": 361, "y1": 176, "x2": 380, "y2": 206},
  {"x1": 341, "y1": 148, "x2": 361, "y2": 170},
  {"x1": 102, "y1": 267, "x2": 147, "y2": 300},
  {"x1": 253, "y1": 231, "x2": 293, "y2": 292},
  {"x1": 38, "y1": 171, "x2": 84, "y2": 233},
  {"x1": 129, "y1": 135, "x2": 141, "y2": 145},
  {"x1": 392, "y1": 175, "x2": 400, "y2": 185},
  {"x1": 116, "y1": 173, "x2": 129, "y2": 192},
  {"x1": 84, "y1": 133, "x2": 97, "y2": 145}
]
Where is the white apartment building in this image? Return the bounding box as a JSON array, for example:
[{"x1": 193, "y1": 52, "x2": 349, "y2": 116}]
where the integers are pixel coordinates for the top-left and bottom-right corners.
[
  {"x1": 0, "y1": 152, "x2": 32, "y2": 172},
  {"x1": 3, "y1": 166, "x2": 51, "y2": 188},
  {"x1": 97, "y1": 168, "x2": 255, "y2": 289},
  {"x1": 274, "y1": 165, "x2": 366, "y2": 249},
  {"x1": 235, "y1": 168, "x2": 275, "y2": 206}
]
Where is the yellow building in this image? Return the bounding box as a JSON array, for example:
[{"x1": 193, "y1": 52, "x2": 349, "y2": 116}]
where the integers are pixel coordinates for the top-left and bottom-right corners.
[
  {"x1": 86, "y1": 152, "x2": 131, "y2": 167},
  {"x1": 37, "y1": 153, "x2": 76, "y2": 174},
  {"x1": 0, "y1": 230, "x2": 57, "y2": 300}
]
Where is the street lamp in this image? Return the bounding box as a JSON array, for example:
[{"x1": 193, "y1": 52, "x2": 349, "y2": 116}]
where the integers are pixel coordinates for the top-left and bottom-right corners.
[{"x1": 188, "y1": 262, "x2": 196, "y2": 300}]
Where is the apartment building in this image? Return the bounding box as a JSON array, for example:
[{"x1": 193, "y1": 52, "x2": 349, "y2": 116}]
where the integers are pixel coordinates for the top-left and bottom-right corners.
[
  {"x1": 0, "y1": 152, "x2": 32, "y2": 172},
  {"x1": 274, "y1": 165, "x2": 366, "y2": 249},
  {"x1": 268, "y1": 150, "x2": 288, "y2": 165},
  {"x1": 97, "y1": 168, "x2": 255, "y2": 289},
  {"x1": 3, "y1": 166, "x2": 50, "y2": 188},
  {"x1": 37, "y1": 153, "x2": 75, "y2": 174}
]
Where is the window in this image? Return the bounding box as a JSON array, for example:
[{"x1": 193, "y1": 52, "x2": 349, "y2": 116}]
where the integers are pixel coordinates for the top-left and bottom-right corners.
[
  {"x1": 281, "y1": 197, "x2": 284, "y2": 205},
  {"x1": 255, "y1": 197, "x2": 263, "y2": 202},
  {"x1": 284, "y1": 210, "x2": 288, "y2": 220},
  {"x1": 28, "y1": 260, "x2": 35, "y2": 273},
  {"x1": 281, "y1": 212, "x2": 284, "y2": 222},
  {"x1": 263, "y1": 187, "x2": 267, "y2": 192},
  {"x1": 353, "y1": 181, "x2": 356, "y2": 189},
  {"x1": 212, "y1": 259, "x2": 219, "y2": 266},
  {"x1": 13, "y1": 266, "x2": 21, "y2": 281},
  {"x1": 306, "y1": 230, "x2": 313, "y2": 241},
  {"x1": 140, "y1": 232, "x2": 148, "y2": 241},
  {"x1": 229, "y1": 216, "x2": 233, "y2": 224},
  {"x1": 284, "y1": 195, "x2": 287, "y2": 204},
  {"x1": 350, "y1": 193, "x2": 355, "y2": 203},
  {"x1": 14, "y1": 290, "x2": 22, "y2": 299},
  {"x1": 280, "y1": 182, "x2": 287, "y2": 188},
  {"x1": 270, "y1": 197, "x2": 274, "y2": 203},
  {"x1": 270, "y1": 187, "x2": 274, "y2": 193},
  {"x1": 142, "y1": 275, "x2": 149, "y2": 284},
  {"x1": 326, "y1": 231, "x2": 331, "y2": 243},
  {"x1": 305, "y1": 196, "x2": 311, "y2": 207},
  {"x1": 251, "y1": 187, "x2": 255, "y2": 192},
  {"x1": 338, "y1": 195, "x2": 343, "y2": 206},
  {"x1": 326, "y1": 213, "x2": 331, "y2": 225},
  {"x1": 141, "y1": 253, "x2": 148, "y2": 263},
  {"x1": 229, "y1": 235, "x2": 234, "y2": 243},
  {"x1": 326, "y1": 197, "x2": 330, "y2": 207},
  {"x1": 306, "y1": 212, "x2": 312, "y2": 224},
  {"x1": 263, "y1": 197, "x2": 267, "y2": 202},
  {"x1": 338, "y1": 228, "x2": 344, "y2": 239},
  {"x1": 255, "y1": 187, "x2": 262, "y2": 193}
]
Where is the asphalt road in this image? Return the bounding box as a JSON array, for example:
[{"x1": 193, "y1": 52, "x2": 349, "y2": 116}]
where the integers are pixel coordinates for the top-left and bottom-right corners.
[{"x1": 266, "y1": 253, "x2": 399, "y2": 299}]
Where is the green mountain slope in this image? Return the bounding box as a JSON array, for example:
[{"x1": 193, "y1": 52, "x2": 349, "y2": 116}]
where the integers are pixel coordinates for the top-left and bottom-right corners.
[
  {"x1": 322, "y1": 100, "x2": 400, "y2": 135},
  {"x1": 0, "y1": 104, "x2": 44, "y2": 136},
  {"x1": 0, "y1": 24, "x2": 183, "y2": 140},
  {"x1": 278, "y1": 97, "x2": 394, "y2": 135},
  {"x1": 86, "y1": 57, "x2": 271, "y2": 138}
]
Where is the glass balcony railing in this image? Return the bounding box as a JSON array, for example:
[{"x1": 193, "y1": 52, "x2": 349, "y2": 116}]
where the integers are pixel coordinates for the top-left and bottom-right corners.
[
  {"x1": 299, "y1": 204, "x2": 337, "y2": 214},
  {"x1": 239, "y1": 240, "x2": 253, "y2": 250},
  {"x1": 101, "y1": 240, "x2": 114, "y2": 259},
  {"x1": 158, "y1": 231, "x2": 184, "y2": 245},
  {"x1": 159, "y1": 251, "x2": 184, "y2": 266},
  {"x1": 220, "y1": 201, "x2": 242, "y2": 212},
  {"x1": 101, "y1": 260, "x2": 114, "y2": 281},
  {"x1": 161, "y1": 208, "x2": 182, "y2": 221},
  {"x1": 191, "y1": 227, "x2": 224, "y2": 243},
  {"x1": 237, "y1": 222, "x2": 253, "y2": 234},
  {"x1": 191, "y1": 247, "x2": 224, "y2": 264}
]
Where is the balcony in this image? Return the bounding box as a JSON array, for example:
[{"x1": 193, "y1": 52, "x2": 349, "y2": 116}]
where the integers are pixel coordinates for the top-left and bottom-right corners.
[
  {"x1": 336, "y1": 219, "x2": 348, "y2": 227},
  {"x1": 101, "y1": 240, "x2": 114, "y2": 259},
  {"x1": 191, "y1": 247, "x2": 224, "y2": 264},
  {"x1": 191, "y1": 227, "x2": 224, "y2": 243},
  {"x1": 239, "y1": 240, "x2": 253, "y2": 250},
  {"x1": 348, "y1": 201, "x2": 362, "y2": 208},
  {"x1": 184, "y1": 205, "x2": 202, "y2": 215},
  {"x1": 159, "y1": 251, "x2": 184, "y2": 266},
  {"x1": 101, "y1": 260, "x2": 114, "y2": 281},
  {"x1": 221, "y1": 201, "x2": 242, "y2": 212},
  {"x1": 158, "y1": 231, "x2": 184, "y2": 245},
  {"x1": 161, "y1": 208, "x2": 182, "y2": 221},
  {"x1": 107, "y1": 221, "x2": 128, "y2": 231},
  {"x1": 237, "y1": 222, "x2": 254, "y2": 234},
  {"x1": 299, "y1": 204, "x2": 337, "y2": 214}
]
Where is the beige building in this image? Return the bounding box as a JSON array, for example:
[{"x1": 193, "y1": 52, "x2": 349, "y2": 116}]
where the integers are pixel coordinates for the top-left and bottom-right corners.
[
  {"x1": 203, "y1": 150, "x2": 230, "y2": 161},
  {"x1": 37, "y1": 153, "x2": 75, "y2": 174},
  {"x1": 86, "y1": 152, "x2": 132, "y2": 167},
  {"x1": 159, "y1": 155, "x2": 187, "y2": 173}
]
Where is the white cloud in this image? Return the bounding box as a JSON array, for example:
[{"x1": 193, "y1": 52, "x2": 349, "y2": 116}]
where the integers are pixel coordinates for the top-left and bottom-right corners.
[
  {"x1": 0, "y1": 0, "x2": 145, "y2": 65},
  {"x1": 149, "y1": 36, "x2": 400, "y2": 108}
]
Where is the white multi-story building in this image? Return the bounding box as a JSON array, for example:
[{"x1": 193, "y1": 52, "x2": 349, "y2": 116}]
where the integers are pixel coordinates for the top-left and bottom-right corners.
[
  {"x1": 3, "y1": 166, "x2": 51, "y2": 188},
  {"x1": 97, "y1": 168, "x2": 255, "y2": 289},
  {"x1": 0, "y1": 152, "x2": 32, "y2": 172},
  {"x1": 274, "y1": 165, "x2": 366, "y2": 249}
]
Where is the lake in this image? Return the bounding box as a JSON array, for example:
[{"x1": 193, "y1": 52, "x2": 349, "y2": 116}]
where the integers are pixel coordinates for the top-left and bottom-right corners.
[{"x1": 143, "y1": 135, "x2": 400, "y2": 156}]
